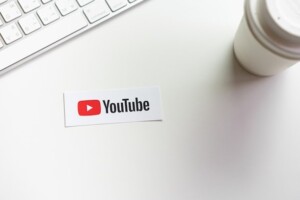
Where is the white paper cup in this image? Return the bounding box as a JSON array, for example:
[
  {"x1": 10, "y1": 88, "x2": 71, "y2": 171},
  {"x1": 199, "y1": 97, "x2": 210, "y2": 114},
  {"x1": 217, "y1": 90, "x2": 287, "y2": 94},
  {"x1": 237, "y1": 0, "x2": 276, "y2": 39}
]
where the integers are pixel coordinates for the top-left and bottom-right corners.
[{"x1": 234, "y1": 0, "x2": 300, "y2": 76}]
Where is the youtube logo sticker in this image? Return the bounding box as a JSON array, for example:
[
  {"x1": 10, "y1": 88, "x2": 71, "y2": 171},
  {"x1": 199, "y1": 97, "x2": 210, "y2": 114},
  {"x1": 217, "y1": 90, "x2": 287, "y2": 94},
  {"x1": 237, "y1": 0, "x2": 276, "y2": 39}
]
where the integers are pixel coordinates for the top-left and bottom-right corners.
[
  {"x1": 78, "y1": 100, "x2": 101, "y2": 116},
  {"x1": 64, "y1": 87, "x2": 163, "y2": 127}
]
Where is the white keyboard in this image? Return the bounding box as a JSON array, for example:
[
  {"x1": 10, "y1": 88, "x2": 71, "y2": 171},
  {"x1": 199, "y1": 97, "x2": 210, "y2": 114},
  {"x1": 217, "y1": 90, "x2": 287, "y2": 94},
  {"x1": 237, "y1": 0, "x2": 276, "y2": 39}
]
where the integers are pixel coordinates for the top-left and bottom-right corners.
[{"x1": 0, "y1": 0, "x2": 145, "y2": 74}]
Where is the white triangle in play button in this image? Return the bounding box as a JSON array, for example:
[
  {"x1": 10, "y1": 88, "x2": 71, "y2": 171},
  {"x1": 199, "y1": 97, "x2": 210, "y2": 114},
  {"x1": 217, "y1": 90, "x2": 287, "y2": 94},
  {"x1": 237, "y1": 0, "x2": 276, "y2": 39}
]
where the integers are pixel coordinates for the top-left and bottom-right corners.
[{"x1": 86, "y1": 105, "x2": 93, "y2": 112}]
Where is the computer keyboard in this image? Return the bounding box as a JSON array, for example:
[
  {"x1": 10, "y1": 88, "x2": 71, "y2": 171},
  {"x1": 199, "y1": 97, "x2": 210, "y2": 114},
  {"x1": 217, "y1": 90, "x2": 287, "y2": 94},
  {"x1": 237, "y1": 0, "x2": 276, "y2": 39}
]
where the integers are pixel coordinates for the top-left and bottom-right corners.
[{"x1": 0, "y1": 0, "x2": 145, "y2": 74}]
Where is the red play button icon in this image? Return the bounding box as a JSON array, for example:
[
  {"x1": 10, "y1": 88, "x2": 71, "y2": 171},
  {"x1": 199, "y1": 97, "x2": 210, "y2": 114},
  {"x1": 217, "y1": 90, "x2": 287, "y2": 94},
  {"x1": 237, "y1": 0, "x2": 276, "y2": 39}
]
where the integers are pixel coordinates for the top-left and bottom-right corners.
[{"x1": 78, "y1": 100, "x2": 101, "y2": 116}]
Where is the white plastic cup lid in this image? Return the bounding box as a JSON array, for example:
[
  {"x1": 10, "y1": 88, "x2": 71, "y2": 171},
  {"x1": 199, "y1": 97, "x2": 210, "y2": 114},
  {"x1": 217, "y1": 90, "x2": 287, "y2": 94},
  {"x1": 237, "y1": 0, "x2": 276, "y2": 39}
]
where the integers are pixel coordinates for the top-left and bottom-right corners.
[
  {"x1": 246, "y1": 0, "x2": 300, "y2": 59},
  {"x1": 266, "y1": 0, "x2": 300, "y2": 38}
]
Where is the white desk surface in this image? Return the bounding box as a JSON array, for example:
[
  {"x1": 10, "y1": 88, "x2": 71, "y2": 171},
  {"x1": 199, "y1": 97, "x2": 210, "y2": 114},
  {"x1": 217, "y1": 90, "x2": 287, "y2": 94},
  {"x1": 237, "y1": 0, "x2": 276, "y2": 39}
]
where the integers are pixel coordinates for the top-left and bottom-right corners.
[{"x1": 1, "y1": 0, "x2": 300, "y2": 199}]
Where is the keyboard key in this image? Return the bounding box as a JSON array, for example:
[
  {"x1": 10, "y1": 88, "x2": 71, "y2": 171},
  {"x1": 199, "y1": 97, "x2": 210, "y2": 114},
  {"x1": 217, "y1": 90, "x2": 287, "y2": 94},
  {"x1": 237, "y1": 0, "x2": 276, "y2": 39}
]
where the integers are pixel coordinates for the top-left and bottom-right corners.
[
  {"x1": 76, "y1": 0, "x2": 93, "y2": 7},
  {"x1": 0, "y1": 11, "x2": 88, "y2": 71},
  {"x1": 18, "y1": 0, "x2": 40, "y2": 13},
  {"x1": 0, "y1": 0, "x2": 7, "y2": 5},
  {"x1": 19, "y1": 14, "x2": 41, "y2": 34},
  {"x1": 37, "y1": 4, "x2": 59, "y2": 25},
  {"x1": 83, "y1": 0, "x2": 110, "y2": 23},
  {"x1": 105, "y1": 0, "x2": 127, "y2": 12},
  {"x1": 0, "y1": 2, "x2": 22, "y2": 22},
  {"x1": 55, "y1": 0, "x2": 78, "y2": 16},
  {"x1": 41, "y1": 0, "x2": 51, "y2": 3},
  {"x1": 0, "y1": 23, "x2": 22, "y2": 44},
  {"x1": 0, "y1": 0, "x2": 146, "y2": 74}
]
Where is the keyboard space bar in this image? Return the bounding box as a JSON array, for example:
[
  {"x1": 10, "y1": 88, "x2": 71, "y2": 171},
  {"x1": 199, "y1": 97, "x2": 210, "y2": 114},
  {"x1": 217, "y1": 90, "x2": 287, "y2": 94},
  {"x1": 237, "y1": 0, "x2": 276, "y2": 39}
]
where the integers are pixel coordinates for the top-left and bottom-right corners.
[{"x1": 0, "y1": 11, "x2": 88, "y2": 72}]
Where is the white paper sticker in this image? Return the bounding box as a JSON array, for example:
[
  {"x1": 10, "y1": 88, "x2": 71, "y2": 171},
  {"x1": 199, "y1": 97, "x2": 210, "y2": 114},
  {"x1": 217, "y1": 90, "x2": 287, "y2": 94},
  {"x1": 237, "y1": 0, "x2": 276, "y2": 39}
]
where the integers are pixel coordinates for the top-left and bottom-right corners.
[{"x1": 64, "y1": 87, "x2": 163, "y2": 127}]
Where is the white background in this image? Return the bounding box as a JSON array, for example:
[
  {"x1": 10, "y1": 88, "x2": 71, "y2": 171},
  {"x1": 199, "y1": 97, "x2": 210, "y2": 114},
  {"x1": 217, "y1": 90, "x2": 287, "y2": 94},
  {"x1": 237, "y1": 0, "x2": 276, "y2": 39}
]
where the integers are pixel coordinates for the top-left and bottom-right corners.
[{"x1": 1, "y1": 0, "x2": 300, "y2": 199}]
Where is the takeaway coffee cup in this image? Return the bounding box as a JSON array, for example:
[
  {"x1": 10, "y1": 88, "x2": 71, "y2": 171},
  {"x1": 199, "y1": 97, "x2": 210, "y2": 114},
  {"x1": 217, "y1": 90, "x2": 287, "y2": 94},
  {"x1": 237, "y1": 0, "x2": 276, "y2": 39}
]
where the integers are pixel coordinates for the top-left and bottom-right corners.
[{"x1": 234, "y1": 0, "x2": 300, "y2": 76}]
